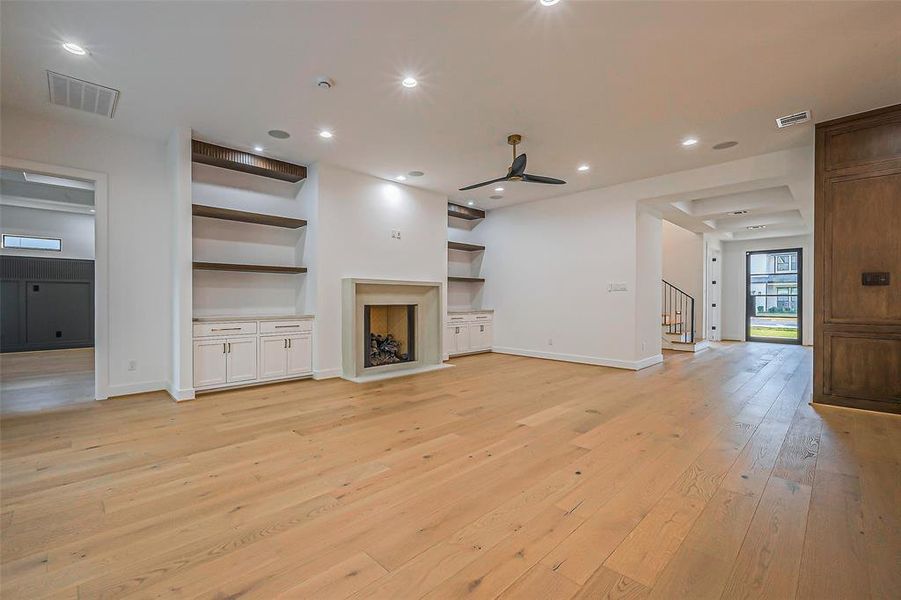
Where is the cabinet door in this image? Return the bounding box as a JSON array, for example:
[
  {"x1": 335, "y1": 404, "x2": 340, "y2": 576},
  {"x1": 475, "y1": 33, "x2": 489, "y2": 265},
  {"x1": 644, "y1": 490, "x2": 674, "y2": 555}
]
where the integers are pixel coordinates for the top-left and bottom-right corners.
[
  {"x1": 193, "y1": 339, "x2": 227, "y2": 388},
  {"x1": 445, "y1": 326, "x2": 458, "y2": 355},
  {"x1": 456, "y1": 324, "x2": 471, "y2": 353},
  {"x1": 226, "y1": 337, "x2": 258, "y2": 383},
  {"x1": 286, "y1": 334, "x2": 312, "y2": 376},
  {"x1": 470, "y1": 322, "x2": 492, "y2": 350},
  {"x1": 259, "y1": 336, "x2": 288, "y2": 380}
]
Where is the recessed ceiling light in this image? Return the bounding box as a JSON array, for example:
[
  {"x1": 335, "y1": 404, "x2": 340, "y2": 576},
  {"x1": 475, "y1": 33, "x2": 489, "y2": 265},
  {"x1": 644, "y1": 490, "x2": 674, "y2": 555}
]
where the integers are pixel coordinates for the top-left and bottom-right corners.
[
  {"x1": 268, "y1": 129, "x2": 290, "y2": 139},
  {"x1": 62, "y1": 42, "x2": 87, "y2": 56},
  {"x1": 402, "y1": 77, "x2": 418, "y2": 88},
  {"x1": 713, "y1": 141, "x2": 738, "y2": 150},
  {"x1": 408, "y1": 171, "x2": 424, "y2": 177},
  {"x1": 319, "y1": 130, "x2": 333, "y2": 139},
  {"x1": 467, "y1": 201, "x2": 475, "y2": 206},
  {"x1": 540, "y1": 0, "x2": 561, "y2": 5},
  {"x1": 489, "y1": 194, "x2": 503, "y2": 200},
  {"x1": 89, "y1": 209, "x2": 96, "y2": 213},
  {"x1": 395, "y1": 175, "x2": 406, "y2": 181},
  {"x1": 494, "y1": 186, "x2": 504, "y2": 192},
  {"x1": 681, "y1": 138, "x2": 699, "y2": 147},
  {"x1": 253, "y1": 146, "x2": 264, "y2": 153},
  {"x1": 746, "y1": 225, "x2": 767, "y2": 230},
  {"x1": 577, "y1": 164, "x2": 590, "y2": 172}
]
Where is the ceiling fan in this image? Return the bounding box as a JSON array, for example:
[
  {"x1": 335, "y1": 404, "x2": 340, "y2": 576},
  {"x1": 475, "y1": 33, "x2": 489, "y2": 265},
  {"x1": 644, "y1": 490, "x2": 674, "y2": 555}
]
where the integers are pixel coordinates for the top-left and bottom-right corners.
[{"x1": 459, "y1": 134, "x2": 566, "y2": 191}]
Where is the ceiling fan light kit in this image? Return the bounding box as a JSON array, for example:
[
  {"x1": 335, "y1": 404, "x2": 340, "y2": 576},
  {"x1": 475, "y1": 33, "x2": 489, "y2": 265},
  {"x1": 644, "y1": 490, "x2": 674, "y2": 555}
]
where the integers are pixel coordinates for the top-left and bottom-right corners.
[{"x1": 459, "y1": 133, "x2": 567, "y2": 191}]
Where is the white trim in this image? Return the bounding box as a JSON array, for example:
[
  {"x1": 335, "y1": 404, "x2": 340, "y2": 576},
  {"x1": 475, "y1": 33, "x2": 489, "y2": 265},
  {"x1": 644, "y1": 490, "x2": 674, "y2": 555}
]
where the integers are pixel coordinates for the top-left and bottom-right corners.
[
  {"x1": 492, "y1": 347, "x2": 663, "y2": 371},
  {"x1": 0, "y1": 155, "x2": 110, "y2": 400},
  {"x1": 313, "y1": 368, "x2": 343, "y2": 380},
  {"x1": 107, "y1": 380, "x2": 167, "y2": 398},
  {"x1": 341, "y1": 362, "x2": 452, "y2": 383},
  {"x1": 167, "y1": 385, "x2": 196, "y2": 402}
]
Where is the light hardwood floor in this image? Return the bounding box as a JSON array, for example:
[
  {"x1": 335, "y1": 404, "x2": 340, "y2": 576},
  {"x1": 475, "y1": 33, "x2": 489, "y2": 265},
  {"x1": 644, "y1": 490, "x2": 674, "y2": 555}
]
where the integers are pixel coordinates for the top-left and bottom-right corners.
[
  {"x1": 0, "y1": 348, "x2": 94, "y2": 413},
  {"x1": 0, "y1": 343, "x2": 898, "y2": 599}
]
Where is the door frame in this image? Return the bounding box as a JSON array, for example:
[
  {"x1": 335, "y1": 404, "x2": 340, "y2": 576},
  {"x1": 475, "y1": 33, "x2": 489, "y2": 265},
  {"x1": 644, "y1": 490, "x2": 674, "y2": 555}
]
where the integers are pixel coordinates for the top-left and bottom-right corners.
[
  {"x1": 745, "y1": 247, "x2": 802, "y2": 345},
  {"x1": 0, "y1": 156, "x2": 110, "y2": 399}
]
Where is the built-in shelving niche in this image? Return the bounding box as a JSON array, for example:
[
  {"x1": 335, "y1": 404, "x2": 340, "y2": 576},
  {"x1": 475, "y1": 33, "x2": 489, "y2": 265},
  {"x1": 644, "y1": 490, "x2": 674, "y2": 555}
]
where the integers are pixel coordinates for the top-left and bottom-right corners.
[
  {"x1": 191, "y1": 143, "x2": 310, "y2": 318},
  {"x1": 447, "y1": 203, "x2": 486, "y2": 311}
]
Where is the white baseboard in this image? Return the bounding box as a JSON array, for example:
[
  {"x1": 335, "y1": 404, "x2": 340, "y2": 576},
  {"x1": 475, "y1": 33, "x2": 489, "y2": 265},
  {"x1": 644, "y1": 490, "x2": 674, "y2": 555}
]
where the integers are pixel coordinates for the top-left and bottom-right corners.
[
  {"x1": 166, "y1": 384, "x2": 195, "y2": 402},
  {"x1": 106, "y1": 380, "x2": 168, "y2": 398},
  {"x1": 313, "y1": 368, "x2": 342, "y2": 380},
  {"x1": 492, "y1": 347, "x2": 663, "y2": 371}
]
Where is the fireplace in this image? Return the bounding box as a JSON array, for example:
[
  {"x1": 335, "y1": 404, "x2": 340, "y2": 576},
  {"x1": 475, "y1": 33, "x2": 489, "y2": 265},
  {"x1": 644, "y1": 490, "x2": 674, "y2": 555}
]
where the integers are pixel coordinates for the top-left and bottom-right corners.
[
  {"x1": 364, "y1": 304, "x2": 416, "y2": 368},
  {"x1": 342, "y1": 278, "x2": 443, "y2": 381}
]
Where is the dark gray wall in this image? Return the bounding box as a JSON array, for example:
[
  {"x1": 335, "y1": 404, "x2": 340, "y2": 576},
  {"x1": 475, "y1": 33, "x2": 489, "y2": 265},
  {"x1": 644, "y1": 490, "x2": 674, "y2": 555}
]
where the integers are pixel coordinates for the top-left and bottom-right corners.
[{"x1": 1, "y1": 256, "x2": 94, "y2": 352}]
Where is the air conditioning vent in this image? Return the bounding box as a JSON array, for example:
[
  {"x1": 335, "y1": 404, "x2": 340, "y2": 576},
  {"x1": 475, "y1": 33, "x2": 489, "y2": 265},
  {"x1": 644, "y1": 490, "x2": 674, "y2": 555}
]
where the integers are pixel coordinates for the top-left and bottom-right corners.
[
  {"x1": 775, "y1": 110, "x2": 811, "y2": 128},
  {"x1": 47, "y1": 71, "x2": 119, "y2": 118}
]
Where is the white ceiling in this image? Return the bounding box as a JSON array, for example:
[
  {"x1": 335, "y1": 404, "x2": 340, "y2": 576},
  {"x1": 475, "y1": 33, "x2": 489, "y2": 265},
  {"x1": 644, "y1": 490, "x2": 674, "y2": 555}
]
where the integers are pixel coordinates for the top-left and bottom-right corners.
[
  {"x1": 2, "y1": 1, "x2": 899, "y2": 210},
  {"x1": 0, "y1": 168, "x2": 96, "y2": 214}
]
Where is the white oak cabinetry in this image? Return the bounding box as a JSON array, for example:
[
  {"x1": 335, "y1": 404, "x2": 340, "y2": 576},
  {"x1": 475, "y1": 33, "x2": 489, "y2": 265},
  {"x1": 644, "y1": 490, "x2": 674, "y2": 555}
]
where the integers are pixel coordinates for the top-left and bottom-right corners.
[
  {"x1": 192, "y1": 316, "x2": 313, "y2": 391},
  {"x1": 446, "y1": 311, "x2": 493, "y2": 357}
]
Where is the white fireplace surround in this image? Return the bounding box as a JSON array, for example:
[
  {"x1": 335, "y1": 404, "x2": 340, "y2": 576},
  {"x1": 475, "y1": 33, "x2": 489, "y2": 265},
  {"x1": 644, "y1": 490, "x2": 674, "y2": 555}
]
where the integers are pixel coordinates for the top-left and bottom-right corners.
[{"x1": 341, "y1": 278, "x2": 445, "y2": 381}]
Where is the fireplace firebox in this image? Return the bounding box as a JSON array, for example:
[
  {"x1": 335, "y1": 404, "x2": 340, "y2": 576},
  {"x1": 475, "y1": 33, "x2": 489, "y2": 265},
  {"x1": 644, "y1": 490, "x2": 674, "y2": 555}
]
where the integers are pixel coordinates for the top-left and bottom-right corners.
[{"x1": 363, "y1": 304, "x2": 416, "y2": 368}]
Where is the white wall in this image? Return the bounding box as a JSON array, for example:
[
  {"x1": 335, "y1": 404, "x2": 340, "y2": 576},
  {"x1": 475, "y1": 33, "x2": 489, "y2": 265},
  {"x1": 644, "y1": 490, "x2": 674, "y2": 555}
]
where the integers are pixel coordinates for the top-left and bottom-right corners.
[
  {"x1": 721, "y1": 234, "x2": 813, "y2": 345},
  {"x1": 0, "y1": 204, "x2": 94, "y2": 259},
  {"x1": 635, "y1": 209, "x2": 663, "y2": 361},
  {"x1": 313, "y1": 164, "x2": 448, "y2": 377},
  {"x1": 1, "y1": 107, "x2": 173, "y2": 396},
  {"x1": 481, "y1": 186, "x2": 649, "y2": 369},
  {"x1": 661, "y1": 220, "x2": 704, "y2": 334}
]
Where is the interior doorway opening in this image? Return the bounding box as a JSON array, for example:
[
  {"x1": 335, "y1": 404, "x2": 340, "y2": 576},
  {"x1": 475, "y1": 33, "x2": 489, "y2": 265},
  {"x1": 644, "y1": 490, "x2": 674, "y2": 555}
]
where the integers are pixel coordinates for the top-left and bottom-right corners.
[
  {"x1": 0, "y1": 163, "x2": 102, "y2": 412},
  {"x1": 745, "y1": 248, "x2": 802, "y2": 345}
]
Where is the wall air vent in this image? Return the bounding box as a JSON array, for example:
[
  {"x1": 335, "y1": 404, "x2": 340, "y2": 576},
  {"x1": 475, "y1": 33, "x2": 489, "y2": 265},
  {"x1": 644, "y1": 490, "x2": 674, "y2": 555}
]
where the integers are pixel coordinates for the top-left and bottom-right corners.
[
  {"x1": 775, "y1": 110, "x2": 811, "y2": 128},
  {"x1": 47, "y1": 71, "x2": 119, "y2": 118}
]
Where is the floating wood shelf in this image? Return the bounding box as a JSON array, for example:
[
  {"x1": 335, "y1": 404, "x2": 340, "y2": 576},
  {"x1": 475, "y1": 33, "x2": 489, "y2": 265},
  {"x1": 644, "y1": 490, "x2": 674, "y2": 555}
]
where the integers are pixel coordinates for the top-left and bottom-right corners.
[
  {"x1": 448, "y1": 203, "x2": 485, "y2": 220},
  {"x1": 448, "y1": 276, "x2": 485, "y2": 283},
  {"x1": 192, "y1": 205, "x2": 307, "y2": 228},
  {"x1": 193, "y1": 262, "x2": 307, "y2": 274},
  {"x1": 448, "y1": 241, "x2": 485, "y2": 252},
  {"x1": 192, "y1": 140, "x2": 307, "y2": 183}
]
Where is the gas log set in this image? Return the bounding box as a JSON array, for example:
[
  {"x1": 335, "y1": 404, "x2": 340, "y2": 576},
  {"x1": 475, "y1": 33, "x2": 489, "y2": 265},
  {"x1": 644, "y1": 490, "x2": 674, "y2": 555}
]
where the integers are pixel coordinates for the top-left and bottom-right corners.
[{"x1": 369, "y1": 333, "x2": 410, "y2": 366}]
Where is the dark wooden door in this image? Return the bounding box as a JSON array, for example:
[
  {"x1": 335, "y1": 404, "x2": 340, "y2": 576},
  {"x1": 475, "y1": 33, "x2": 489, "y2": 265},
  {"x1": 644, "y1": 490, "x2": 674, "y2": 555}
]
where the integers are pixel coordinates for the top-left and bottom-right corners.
[{"x1": 814, "y1": 104, "x2": 901, "y2": 413}]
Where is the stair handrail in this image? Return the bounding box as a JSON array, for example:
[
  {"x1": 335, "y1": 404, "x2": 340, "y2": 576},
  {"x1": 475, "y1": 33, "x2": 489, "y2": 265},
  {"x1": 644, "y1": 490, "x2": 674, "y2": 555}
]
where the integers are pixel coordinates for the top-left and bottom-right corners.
[{"x1": 662, "y1": 279, "x2": 695, "y2": 344}]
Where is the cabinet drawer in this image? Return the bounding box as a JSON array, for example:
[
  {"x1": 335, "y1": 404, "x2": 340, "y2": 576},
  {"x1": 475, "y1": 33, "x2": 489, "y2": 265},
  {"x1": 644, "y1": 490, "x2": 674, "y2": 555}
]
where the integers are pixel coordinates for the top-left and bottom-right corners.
[
  {"x1": 447, "y1": 314, "x2": 469, "y2": 323},
  {"x1": 193, "y1": 321, "x2": 257, "y2": 337},
  {"x1": 259, "y1": 320, "x2": 312, "y2": 334}
]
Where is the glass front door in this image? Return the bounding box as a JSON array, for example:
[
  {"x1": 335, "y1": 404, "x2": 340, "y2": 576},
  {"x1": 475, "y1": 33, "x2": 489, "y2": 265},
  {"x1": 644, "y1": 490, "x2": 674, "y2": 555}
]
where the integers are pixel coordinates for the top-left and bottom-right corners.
[{"x1": 746, "y1": 248, "x2": 802, "y2": 344}]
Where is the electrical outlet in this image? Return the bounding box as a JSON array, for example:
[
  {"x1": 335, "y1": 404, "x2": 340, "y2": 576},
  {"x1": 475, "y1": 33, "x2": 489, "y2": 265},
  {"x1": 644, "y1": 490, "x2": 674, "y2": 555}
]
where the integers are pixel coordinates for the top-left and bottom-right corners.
[
  {"x1": 128, "y1": 360, "x2": 137, "y2": 372},
  {"x1": 391, "y1": 229, "x2": 401, "y2": 240},
  {"x1": 607, "y1": 282, "x2": 628, "y2": 292},
  {"x1": 548, "y1": 338, "x2": 553, "y2": 346},
  {"x1": 641, "y1": 341, "x2": 646, "y2": 352}
]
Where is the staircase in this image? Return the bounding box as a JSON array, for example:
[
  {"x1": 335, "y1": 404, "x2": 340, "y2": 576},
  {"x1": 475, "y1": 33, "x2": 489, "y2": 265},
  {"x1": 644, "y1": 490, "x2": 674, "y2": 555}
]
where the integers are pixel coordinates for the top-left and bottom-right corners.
[{"x1": 661, "y1": 280, "x2": 708, "y2": 352}]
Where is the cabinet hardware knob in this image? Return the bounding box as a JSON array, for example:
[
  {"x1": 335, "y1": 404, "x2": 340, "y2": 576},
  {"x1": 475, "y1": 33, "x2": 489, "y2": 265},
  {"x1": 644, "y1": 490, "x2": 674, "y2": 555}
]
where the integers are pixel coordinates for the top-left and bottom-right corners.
[
  {"x1": 275, "y1": 325, "x2": 300, "y2": 328},
  {"x1": 222, "y1": 343, "x2": 226, "y2": 354},
  {"x1": 227, "y1": 343, "x2": 231, "y2": 353},
  {"x1": 212, "y1": 327, "x2": 241, "y2": 331}
]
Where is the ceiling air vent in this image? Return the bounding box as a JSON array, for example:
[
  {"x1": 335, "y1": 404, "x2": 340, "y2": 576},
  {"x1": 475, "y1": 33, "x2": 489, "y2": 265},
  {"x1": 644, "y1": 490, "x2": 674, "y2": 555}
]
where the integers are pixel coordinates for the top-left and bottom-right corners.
[
  {"x1": 775, "y1": 110, "x2": 811, "y2": 129},
  {"x1": 47, "y1": 71, "x2": 119, "y2": 118}
]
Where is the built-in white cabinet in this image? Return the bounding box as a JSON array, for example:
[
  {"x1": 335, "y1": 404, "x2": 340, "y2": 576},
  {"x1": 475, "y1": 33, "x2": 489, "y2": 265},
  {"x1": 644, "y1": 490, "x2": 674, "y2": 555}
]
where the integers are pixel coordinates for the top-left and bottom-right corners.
[
  {"x1": 193, "y1": 336, "x2": 257, "y2": 387},
  {"x1": 192, "y1": 317, "x2": 313, "y2": 391},
  {"x1": 446, "y1": 312, "x2": 493, "y2": 357},
  {"x1": 260, "y1": 333, "x2": 312, "y2": 381}
]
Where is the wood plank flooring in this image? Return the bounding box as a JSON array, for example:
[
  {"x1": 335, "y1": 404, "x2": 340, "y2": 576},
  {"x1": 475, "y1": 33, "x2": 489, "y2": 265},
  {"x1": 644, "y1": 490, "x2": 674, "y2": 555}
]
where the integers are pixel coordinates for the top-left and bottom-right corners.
[
  {"x1": 0, "y1": 348, "x2": 94, "y2": 413},
  {"x1": 1, "y1": 343, "x2": 898, "y2": 599}
]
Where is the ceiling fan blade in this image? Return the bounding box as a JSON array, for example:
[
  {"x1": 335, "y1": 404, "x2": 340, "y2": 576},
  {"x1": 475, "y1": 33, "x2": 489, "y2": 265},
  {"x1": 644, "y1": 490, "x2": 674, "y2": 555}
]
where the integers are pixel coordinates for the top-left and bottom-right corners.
[
  {"x1": 509, "y1": 153, "x2": 527, "y2": 177},
  {"x1": 522, "y1": 173, "x2": 566, "y2": 185},
  {"x1": 458, "y1": 176, "x2": 508, "y2": 191}
]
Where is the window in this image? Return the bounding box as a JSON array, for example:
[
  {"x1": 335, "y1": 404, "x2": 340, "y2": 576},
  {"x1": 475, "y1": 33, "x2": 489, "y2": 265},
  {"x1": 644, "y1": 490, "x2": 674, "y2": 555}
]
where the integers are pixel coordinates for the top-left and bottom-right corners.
[
  {"x1": 2, "y1": 235, "x2": 62, "y2": 252},
  {"x1": 774, "y1": 254, "x2": 797, "y2": 272}
]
